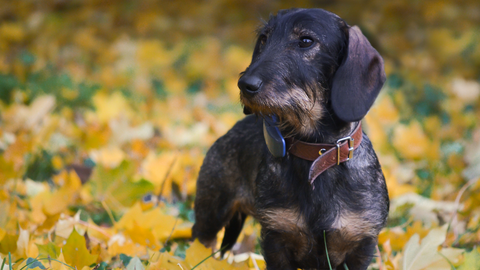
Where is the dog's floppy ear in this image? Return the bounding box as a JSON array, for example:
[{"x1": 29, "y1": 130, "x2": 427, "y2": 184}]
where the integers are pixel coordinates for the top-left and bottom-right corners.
[{"x1": 331, "y1": 26, "x2": 386, "y2": 122}]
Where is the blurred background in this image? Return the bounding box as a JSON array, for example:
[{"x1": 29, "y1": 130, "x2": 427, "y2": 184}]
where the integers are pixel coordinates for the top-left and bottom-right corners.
[{"x1": 0, "y1": 0, "x2": 480, "y2": 269}]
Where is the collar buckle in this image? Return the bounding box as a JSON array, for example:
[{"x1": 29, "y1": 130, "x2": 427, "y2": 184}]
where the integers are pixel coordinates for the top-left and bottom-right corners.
[{"x1": 336, "y1": 136, "x2": 354, "y2": 165}]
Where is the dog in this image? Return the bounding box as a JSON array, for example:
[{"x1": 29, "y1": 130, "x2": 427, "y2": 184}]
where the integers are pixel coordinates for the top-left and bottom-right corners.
[{"x1": 192, "y1": 8, "x2": 389, "y2": 270}]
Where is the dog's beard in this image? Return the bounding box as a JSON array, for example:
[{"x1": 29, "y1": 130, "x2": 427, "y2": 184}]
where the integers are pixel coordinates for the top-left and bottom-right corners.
[{"x1": 240, "y1": 83, "x2": 324, "y2": 137}]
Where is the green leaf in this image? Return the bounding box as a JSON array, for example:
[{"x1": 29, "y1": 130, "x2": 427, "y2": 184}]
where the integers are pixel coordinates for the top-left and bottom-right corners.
[
  {"x1": 111, "y1": 179, "x2": 154, "y2": 207},
  {"x1": 0, "y1": 74, "x2": 19, "y2": 104},
  {"x1": 120, "y1": 254, "x2": 132, "y2": 267},
  {"x1": 36, "y1": 242, "x2": 61, "y2": 259},
  {"x1": 23, "y1": 150, "x2": 55, "y2": 182},
  {"x1": 25, "y1": 258, "x2": 46, "y2": 270},
  {"x1": 62, "y1": 229, "x2": 98, "y2": 269},
  {"x1": 458, "y1": 249, "x2": 480, "y2": 270}
]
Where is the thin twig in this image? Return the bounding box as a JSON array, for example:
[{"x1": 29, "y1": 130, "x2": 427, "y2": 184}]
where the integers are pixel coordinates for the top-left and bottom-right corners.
[
  {"x1": 158, "y1": 155, "x2": 178, "y2": 200},
  {"x1": 76, "y1": 220, "x2": 112, "y2": 238},
  {"x1": 448, "y1": 177, "x2": 479, "y2": 238},
  {"x1": 101, "y1": 200, "x2": 116, "y2": 226},
  {"x1": 164, "y1": 216, "x2": 179, "y2": 246}
]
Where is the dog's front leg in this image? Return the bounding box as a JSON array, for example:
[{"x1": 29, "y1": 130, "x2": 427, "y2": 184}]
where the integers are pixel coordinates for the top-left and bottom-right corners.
[
  {"x1": 342, "y1": 237, "x2": 378, "y2": 270},
  {"x1": 261, "y1": 229, "x2": 299, "y2": 270}
]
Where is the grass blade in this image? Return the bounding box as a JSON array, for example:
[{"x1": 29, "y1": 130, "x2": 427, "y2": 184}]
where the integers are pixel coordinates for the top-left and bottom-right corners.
[
  {"x1": 1, "y1": 258, "x2": 6, "y2": 270},
  {"x1": 8, "y1": 253, "x2": 12, "y2": 270},
  {"x1": 323, "y1": 230, "x2": 333, "y2": 270},
  {"x1": 191, "y1": 246, "x2": 226, "y2": 270},
  {"x1": 18, "y1": 257, "x2": 75, "y2": 270}
]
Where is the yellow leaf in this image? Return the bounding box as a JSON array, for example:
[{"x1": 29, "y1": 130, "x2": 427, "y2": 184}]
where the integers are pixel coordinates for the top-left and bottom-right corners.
[
  {"x1": 51, "y1": 252, "x2": 68, "y2": 270},
  {"x1": 185, "y1": 239, "x2": 233, "y2": 270},
  {"x1": 364, "y1": 114, "x2": 389, "y2": 153},
  {"x1": 143, "y1": 208, "x2": 176, "y2": 241},
  {"x1": 0, "y1": 228, "x2": 5, "y2": 242},
  {"x1": 141, "y1": 152, "x2": 178, "y2": 196},
  {"x1": 136, "y1": 40, "x2": 178, "y2": 70},
  {"x1": 90, "y1": 146, "x2": 126, "y2": 169},
  {"x1": 383, "y1": 167, "x2": 416, "y2": 199},
  {"x1": 170, "y1": 222, "x2": 193, "y2": 240},
  {"x1": 0, "y1": 155, "x2": 17, "y2": 184},
  {"x1": 392, "y1": 121, "x2": 439, "y2": 160},
  {"x1": 184, "y1": 239, "x2": 214, "y2": 269},
  {"x1": 81, "y1": 123, "x2": 112, "y2": 150},
  {"x1": 92, "y1": 91, "x2": 133, "y2": 123},
  {"x1": 115, "y1": 202, "x2": 143, "y2": 230},
  {"x1": 29, "y1": 192, "x2": 47, "y2": 224},
  {"x1": 0, "y1": 233, "x2": 18, "y2": 254},
  {"x1": 125, "y1": 221, "x2": 160, "y2": 250},
  {"x1": 147, "y1": 252, "x2": 188, "y2": 270},
  {"x1": 0, "y1": 22, "x2": 25, "y2": 42},
  {"x1": 37, "y1": 242, "x2": 61, "y2": 259},
  {"x1": 43, "y1": 170, "x2": 81, "y2": 215},
  {"x1": 85, "y1": 219, "x2": 113, "y2": 243},
  {"x1": 62, "y1": 229, "x2": 98, "y2": 269},
  {"x1": 369, "y1": 95, "x2": 400, "y2": 125},
  {"x1": 107, "y1": 234, "x2": 147, "y2": 257},
  {"x1": 2, "y1": 132, "x2": 31, "y2": 171},
  {"x1": 51, "y1": 155, "x2": 64, "y2": 170},
  {"x1": 379, "y1": 222, "x2": 430, "y2": 252},
  {"x1": 162, "y1": 70, "x2": 188, "y2": 94}
]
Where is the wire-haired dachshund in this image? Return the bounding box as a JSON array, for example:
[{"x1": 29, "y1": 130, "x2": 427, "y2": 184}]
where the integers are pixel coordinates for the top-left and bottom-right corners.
[{"x1": 192, "y1": 8, "x2": 389, "y2": 270}]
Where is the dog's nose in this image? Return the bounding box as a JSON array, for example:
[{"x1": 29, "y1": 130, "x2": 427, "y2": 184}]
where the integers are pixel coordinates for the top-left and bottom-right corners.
[{"x1": 238, "y1": 75, "x2": 263, "y2": 95}]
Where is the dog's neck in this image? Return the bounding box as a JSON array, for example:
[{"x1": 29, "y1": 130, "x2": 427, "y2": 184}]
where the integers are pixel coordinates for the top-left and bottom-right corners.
[{"x1": 281, "y1": 117, "x2": 356, "y2": 144}]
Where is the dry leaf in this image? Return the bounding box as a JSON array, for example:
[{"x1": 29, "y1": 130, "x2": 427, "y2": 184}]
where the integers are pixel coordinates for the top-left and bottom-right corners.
[{"x1": 400, "y1": 225, "x2": 462, "y2": 270}]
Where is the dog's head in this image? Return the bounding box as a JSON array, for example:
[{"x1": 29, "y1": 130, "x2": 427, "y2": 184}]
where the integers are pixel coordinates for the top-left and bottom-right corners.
[{"x1": 238, "y1": 8, "x2": 385, "y2": 137}]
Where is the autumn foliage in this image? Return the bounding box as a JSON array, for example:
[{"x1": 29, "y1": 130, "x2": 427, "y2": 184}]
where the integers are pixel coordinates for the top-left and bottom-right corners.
[{"x1": 0, "y1": 0, "x2": 480, "y2": 269}]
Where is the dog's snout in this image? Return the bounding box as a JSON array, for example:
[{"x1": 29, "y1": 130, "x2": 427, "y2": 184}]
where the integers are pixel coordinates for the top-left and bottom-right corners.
[{"x1": 238, "y1": 75, "x2": 263, "y2": 95}]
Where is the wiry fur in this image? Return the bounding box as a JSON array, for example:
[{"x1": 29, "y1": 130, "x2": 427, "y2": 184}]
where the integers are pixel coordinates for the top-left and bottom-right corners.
[{"x1": 192, "y1": 8, "x2": 389, "y2": 270}]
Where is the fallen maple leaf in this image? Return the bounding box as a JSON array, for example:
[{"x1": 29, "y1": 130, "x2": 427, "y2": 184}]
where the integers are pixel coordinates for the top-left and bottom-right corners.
[
  {"x1": 400, "y1": 225, "x2": 463, "y2": 270},
  {"x1": 62, "y1": 229, "x2": 98, "y2": 269},
  {"x1": 185, "y1": 239, "x2": 239, "y2": 270}
]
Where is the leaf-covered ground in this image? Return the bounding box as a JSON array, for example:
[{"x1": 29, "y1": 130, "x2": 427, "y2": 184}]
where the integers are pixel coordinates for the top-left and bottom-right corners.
[{"x1": 1, "y1": 0, "x2": 480, "y2": 269}]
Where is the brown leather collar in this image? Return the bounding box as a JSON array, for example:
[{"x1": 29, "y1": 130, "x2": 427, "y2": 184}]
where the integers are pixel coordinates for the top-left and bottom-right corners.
[{"x1": 285, "y1": 122, "x2": 363, "y2": 188}]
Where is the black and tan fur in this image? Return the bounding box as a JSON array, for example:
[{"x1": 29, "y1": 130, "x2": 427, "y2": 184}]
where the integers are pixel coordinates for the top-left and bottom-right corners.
[{"x1": 192, "y1": 8, "x2": 389, "y2": 270}]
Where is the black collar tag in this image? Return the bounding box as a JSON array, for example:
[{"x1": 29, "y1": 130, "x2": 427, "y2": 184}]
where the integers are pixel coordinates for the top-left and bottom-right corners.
[{"x1": 263, "y1": 115, "x2": 286, "y2": 158}]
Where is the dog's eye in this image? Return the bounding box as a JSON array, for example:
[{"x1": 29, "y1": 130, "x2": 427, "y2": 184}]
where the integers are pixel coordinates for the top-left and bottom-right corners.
[{"x1": 299, "y1": 36, "x2": 314, "y2": 48}]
